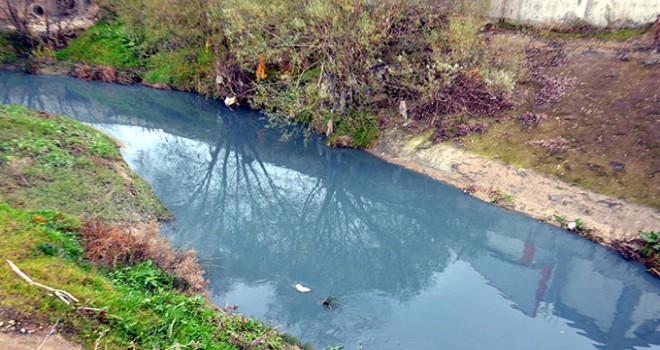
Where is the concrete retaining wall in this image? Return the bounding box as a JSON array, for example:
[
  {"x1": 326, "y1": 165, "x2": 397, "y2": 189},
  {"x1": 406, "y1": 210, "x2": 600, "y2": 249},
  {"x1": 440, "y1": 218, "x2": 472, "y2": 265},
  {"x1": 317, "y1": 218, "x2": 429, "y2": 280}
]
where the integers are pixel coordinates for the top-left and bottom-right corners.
[{"x1": 490, "y1": 0, "x2": 660, "y2": 28}]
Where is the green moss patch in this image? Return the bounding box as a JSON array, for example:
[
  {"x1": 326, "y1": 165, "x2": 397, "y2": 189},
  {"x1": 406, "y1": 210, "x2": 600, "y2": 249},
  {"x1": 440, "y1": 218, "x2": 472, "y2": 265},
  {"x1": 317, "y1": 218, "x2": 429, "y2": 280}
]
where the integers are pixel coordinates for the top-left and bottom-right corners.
[{"x1": 144, "y1": 48, "x2": 215, "y2": 93}]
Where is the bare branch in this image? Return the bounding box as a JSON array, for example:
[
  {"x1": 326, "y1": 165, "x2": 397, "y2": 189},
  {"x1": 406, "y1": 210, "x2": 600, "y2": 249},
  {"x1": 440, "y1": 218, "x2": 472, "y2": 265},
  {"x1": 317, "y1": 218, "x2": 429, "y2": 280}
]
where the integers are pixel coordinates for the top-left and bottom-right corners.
[{"x1": 6, "y1": 259, "x2": 80, "y2": 305}]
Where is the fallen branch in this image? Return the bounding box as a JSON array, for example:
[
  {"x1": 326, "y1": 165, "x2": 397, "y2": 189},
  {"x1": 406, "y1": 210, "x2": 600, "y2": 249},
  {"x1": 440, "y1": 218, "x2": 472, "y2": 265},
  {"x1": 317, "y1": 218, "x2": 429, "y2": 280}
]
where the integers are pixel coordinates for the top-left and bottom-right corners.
[
  {"x1": 165, "y1": 341, "x2": 201, "y2": 349},
  {"x1": 6, "y1": 260, "x2": 79, "y2": 305},
  {"x1": 93, "y1": 329, "x2": 107, "y2": 350}
]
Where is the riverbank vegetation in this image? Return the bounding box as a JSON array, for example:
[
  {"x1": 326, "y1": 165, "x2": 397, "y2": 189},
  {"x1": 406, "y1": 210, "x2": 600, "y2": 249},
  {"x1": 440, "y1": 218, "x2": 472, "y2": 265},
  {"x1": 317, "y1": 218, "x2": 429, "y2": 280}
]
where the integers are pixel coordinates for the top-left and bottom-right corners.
[
  {"x1": 28, "y1": 0, "x2": 521, "y2": 148},
  {"x1": 1, "y1": 2, "x2": 657, "y2": 273},
  {"x1": 0, "y1": 105, "x2": 308, "y2": 349}
]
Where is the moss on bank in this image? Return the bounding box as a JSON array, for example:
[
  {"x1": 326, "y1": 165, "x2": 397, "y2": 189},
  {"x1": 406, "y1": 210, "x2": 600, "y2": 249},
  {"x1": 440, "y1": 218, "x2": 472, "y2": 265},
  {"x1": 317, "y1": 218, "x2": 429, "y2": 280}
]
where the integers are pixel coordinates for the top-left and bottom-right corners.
[{"x1": 0, "y1": 105, "x2": 308, "y2": 349}]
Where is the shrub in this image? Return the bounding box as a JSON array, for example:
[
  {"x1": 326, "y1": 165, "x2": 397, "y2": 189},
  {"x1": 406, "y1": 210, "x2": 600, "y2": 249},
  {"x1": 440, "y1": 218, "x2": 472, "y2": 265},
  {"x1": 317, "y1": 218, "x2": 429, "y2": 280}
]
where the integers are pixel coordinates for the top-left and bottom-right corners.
[
  {"x1": 640, "y1": 230, "x2": 660, "y2": 276},
  {"x1": 83, "y1": 0, "x2": 524, "y2": 146},
  {"x1": 79, "y1": 219, "x2": 207, "y2": 294}
]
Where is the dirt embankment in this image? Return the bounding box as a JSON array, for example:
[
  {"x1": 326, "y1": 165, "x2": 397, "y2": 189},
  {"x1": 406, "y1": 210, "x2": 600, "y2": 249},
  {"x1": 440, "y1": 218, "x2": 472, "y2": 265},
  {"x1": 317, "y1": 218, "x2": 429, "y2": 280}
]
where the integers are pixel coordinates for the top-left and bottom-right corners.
[
  {"x1": 371, "y1": 32, "x2": 660, "y2": 263},
  {"x1": 371, "y1": 130, "x2": 659, "y2": 241}
]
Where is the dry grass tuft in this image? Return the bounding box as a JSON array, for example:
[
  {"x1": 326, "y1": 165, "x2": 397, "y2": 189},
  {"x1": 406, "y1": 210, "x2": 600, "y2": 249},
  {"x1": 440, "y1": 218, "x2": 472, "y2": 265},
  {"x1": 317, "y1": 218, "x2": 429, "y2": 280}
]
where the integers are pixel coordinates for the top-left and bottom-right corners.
[
  {"x1": 68, "y1": 63, "x2": 137, "y2": 85},
  {"x1": 80, "y1": 220, "x2": 207, "y2": 294},
  {"x1": 526, "y1": 137, "x2": 570, "y2": 154}
]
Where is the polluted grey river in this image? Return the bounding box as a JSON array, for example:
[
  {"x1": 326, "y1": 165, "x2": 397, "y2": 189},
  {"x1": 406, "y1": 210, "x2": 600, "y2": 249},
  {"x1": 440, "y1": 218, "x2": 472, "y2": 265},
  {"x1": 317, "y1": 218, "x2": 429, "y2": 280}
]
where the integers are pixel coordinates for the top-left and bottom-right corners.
[{"x1": 1, "y1": 70, "x2": 659, "y2": 349}]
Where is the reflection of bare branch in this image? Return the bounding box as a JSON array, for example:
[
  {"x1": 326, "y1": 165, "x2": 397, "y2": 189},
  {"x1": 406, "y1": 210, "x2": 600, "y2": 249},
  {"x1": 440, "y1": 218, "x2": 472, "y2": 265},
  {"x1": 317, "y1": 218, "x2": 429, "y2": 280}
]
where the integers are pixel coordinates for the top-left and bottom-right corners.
[
  {"x1": 190, "y1": 139, "x2": 224, "y2": 206},
  {"x1": 0, "y1": 72, "x2": 453, "y2": 298}
]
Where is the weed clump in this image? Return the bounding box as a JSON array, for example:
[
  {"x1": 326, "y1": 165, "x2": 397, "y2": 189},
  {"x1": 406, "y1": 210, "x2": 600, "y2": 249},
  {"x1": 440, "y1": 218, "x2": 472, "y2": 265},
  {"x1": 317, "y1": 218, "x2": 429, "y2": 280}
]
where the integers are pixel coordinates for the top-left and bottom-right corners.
[
  {"x1": 612, "y1": 230, "x2": 660, "y2": 276},
  {"x1": 515, "y1": 112, "x2": 547, "y2": 128},
  {"x1": 640, "y1": 230, "x2": 660, "y2": 275},
  {"x1": 523, "y1": 41, "x2": 575, "y2": 106},
  {"x1": 80, "y1": 219, "x2": 207, "y2": 294}
]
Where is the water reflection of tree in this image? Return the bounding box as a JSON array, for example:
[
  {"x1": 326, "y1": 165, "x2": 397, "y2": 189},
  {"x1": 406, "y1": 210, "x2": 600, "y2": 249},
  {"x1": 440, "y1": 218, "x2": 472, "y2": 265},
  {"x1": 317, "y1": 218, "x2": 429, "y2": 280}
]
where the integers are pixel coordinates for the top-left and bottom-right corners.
[
  {"x1": 1, "y1": 70, "x2": 474, "y2": 307},
  {"x1": 6, "y1": 71, "x2": 659, "y2": 350},
  {"x1": 143, "y1": 107, "x2": 472, "y2": 302}
]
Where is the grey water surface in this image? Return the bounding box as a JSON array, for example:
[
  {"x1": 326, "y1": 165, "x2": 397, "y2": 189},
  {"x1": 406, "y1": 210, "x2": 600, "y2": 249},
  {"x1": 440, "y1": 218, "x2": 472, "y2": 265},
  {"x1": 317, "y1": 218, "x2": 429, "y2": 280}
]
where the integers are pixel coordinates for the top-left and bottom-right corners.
[{"x1": 2, "y1": 70, "x2": 659, "y2": 350}]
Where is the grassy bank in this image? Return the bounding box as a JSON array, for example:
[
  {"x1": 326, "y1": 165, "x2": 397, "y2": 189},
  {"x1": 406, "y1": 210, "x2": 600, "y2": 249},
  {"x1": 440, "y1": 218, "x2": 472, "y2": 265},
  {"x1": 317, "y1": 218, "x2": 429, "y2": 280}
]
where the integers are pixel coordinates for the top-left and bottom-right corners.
[
  {"x1": 0, "y1": 105, "x2": 308, "y2": 349},
  {"x1": 0, "y1": 105, "x2": 171, "y2": 222}
]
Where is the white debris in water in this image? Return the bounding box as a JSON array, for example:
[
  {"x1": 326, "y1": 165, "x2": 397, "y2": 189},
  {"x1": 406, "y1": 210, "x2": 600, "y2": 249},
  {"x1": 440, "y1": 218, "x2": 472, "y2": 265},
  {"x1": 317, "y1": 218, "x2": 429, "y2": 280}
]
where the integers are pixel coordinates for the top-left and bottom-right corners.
[
  {"x1": 224, "y1": 96, "x2": 237, "y2": 107},
  {"x1": 294, "y1": 283, "x2": 311, "y2": 293}
]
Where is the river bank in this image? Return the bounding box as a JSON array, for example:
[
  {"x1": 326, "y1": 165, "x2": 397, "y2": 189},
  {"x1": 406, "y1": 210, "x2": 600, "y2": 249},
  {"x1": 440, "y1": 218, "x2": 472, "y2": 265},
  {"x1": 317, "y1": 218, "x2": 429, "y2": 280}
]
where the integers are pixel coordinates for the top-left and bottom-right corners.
[
  {"x1": 1, "y1": 34, "x2": 658, "y2": 275},
  {"x1": 0, "y1": 105, "x2": 308, "y2": 349},
  {"x1": 1, "y1": 7, "x2": 657, "y2": 274},
  {"x1": 371, "y1": 129, "x2": 659, "y2": 253},
  {"x1": 2, "y1": 71, "x2": 660, "y2": 349}
]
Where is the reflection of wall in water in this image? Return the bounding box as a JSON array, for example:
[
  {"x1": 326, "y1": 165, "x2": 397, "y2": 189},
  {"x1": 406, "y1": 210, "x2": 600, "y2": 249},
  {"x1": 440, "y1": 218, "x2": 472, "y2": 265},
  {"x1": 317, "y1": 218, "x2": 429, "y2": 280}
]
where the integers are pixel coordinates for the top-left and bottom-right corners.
[{"x1": 464, "y1": 221, "x2": 660, "y2": 349}]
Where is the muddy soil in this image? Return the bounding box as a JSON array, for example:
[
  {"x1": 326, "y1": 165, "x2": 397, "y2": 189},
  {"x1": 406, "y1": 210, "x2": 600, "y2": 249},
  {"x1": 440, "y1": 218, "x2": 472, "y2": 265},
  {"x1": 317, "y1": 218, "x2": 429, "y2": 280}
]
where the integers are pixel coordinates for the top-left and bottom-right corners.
[
  {"x1": 0, "y1": 333, "x2": 82, "y2": 350},
  {"x1": 0, "y1": 324, "x2": 82, "y2": 350}
]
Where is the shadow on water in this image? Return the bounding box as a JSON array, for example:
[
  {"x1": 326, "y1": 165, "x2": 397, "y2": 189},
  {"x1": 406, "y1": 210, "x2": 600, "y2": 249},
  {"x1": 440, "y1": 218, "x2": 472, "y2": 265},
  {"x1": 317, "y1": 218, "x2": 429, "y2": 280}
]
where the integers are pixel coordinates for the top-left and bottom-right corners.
[{"x1": 1, "y1": 70, "x2": 659, "y2": 350}]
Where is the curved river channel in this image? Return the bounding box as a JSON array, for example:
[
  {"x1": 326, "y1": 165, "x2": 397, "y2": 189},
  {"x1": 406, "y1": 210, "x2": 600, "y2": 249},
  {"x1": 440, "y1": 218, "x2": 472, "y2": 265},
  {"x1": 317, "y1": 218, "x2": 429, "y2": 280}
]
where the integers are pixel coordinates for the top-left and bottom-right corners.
[{"x1": 2, "y1": 71, "x2": 659, "y2": 349}]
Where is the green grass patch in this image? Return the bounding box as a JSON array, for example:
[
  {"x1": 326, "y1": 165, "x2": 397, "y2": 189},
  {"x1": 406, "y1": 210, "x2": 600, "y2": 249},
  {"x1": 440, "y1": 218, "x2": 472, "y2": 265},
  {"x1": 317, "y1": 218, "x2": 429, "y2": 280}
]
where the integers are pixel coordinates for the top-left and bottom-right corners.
[
  {"x1": 144, "y1": 48, "x2": 215, "y2": 92},
  {"x1": 0, "y1": 204, "x2": 305, "y2": 349},
  {"x1": 0, "y1": 105, "x2": 171, "y2": 222},
  {"x1": 56, "y1": 21, "x2": 144, "y2": 68},
  {"x1": 537, "y1": 28, "x2": 646, "y2": 41}
]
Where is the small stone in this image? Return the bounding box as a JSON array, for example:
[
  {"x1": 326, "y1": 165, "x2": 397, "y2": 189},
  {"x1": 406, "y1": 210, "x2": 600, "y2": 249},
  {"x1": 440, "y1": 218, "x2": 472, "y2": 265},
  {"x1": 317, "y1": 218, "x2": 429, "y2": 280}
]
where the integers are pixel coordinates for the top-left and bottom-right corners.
[
  {"x1": 20, "y1": 328, "x2": 26, "y2": 333},
  {"x1": 640, "y1": 59, "x2": 658, "y2": 66},
  {"x1": 567, "y1": 222, "x2": 577, "y2": 230},
  {"x1": 417, "y1": 141, "x2": 432, "y2": 149},
  {"x1": 606, "y1": 71, "x2": 617, "y2": 78},
  {"x1": 612, "y1": 163, "x2": 625, "y2": 172},
  {"x1": 8, "y1": 320, "x2": 15, "y2": 325},
  {"x1": 620, "y1": 53, "x2": 630, "y2": 61},
  {"x1": 582, "y1": 49, "x2": 598, "y2": 55}
]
